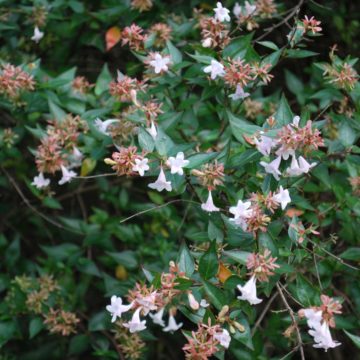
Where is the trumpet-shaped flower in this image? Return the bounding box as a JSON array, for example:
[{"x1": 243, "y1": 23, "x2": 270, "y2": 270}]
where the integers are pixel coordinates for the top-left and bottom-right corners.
[
  {"x1": 58, "y1": 165, "x2": 77, "y2": 185},
  {"x1": 214, "y1": 329, "x2": 231, "y2": 349},
  {"x1": 298, "y1": 156, "x2": 316, "y2": 173},
  {"x1": 309, "y1": 321, "x2": 341, "y2": 352},
  {"x1": 163, "y1": 314, "x2": 183, "y2": 332},
  {"x1": 260, "y1": 156, "x2": 282, "y2": 180},
  {"x1": 229, "y1": 199, "x2": 252, "y2": 219},
  {"x1": 146, "y1": 120, "x2": 157, "y2": 140},
  {"x1": 200, "y1": 299, "x2": 210, "y2": 308},
  {"x1": 204, "y1": 60, "x2": 225, "y2": 80},
  {"x1": 31, "y1": 26, "x2": 44, "y2": 43},
  {"x1": 136, "y1": 292, "x2": 157, "y2": 315},
  {"x1": 167, "y1": 152, "x2": 189, "y2": 175},
  {"x1": 214, "y1": 2, "x2": 231, "y2": 22},
  {"x1": 237, "y1": 275, "x2": 262, "y2": 305},
  {"x1": 32, "y1": 172, "x2": 50, "y2": 189},
  {"x1": 201, "y1": 191, "x2": 220, "y2": 212},
  {"x1": 273, "y1": 186, "x2": 291, "y2": 210},
  {"x1": 149, "y1": 307, "x2": 165, "y2": 327},
  {"x1": 229, "y1": 84, "x2": 250, "y2": 100},
  {"x1": 106, "y1": 296, "x2": 133, "y2": 323},
  {"x1": 303, "y1": 308, "x2": 323, "y2": 329},
  {"x1": 132, "y1": 158, "x2": 149, "y2": 176},
  {"x1": 148, "y1": 168, "x2": 172, "y2": 192},
  {"x1": 254, "y1": 134, "x2": 276, "y2": 156},
  {"x1": 149, "y1": 53, "x2": 171, "y2": 74},
  {"x1": 123, "y1": 307, "x2": 147, "y2": 333},
  {"x1": 94, "y1": 118, "x2": 119, "y2": 135}
]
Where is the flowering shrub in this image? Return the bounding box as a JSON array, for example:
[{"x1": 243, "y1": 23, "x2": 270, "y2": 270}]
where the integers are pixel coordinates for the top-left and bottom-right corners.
[{"x1": 1, "y1": 0, "x2": 360, "y2": 359}]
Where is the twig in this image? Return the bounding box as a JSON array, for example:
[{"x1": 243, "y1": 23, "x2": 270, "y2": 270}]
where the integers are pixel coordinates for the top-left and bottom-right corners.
[
  {"x1": 307, "y1": 239, "x2": 360, "y2": 271},
  {"x1": 75, "y1": 173, "x2": 116, "y2": 179},
  {"x1": 313, "y1": 252, "x2": 323, "y2": 290},
  {"x1": 276, "y1": 283, "x2": 305, "y2": 360},
  {"x1": 251, "y1": 290, "x2": 279, "y2": 336},
  {"x1": 255, "y1": 0, "x2": 305, "y2": 42},
  {"x1": 1, "y1": 167, "x2": 85, "y2": 235},
  {"x1": 119, "y1": 199, "x2": 201, "y2": 224}
]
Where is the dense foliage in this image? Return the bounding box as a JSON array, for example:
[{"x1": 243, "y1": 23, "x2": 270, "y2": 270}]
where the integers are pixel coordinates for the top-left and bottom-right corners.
[{"x1": 1, "y1": 1, "x2": 360, "y2": 359}]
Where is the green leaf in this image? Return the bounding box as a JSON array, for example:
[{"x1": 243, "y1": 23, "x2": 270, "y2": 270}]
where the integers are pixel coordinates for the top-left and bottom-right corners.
[
  {"x1": 256, "y1": 41, "x2": 279, "y2": 50},
  {"x1": 339, "y1": 247, "x2": 360, "y2": 261},
  {"x1": 185, "y1": 152, "x2": 219, "y2": 169},
  {"x1": 95, "y1": 64, "x2": 112, "y2": 96},
  {"x1": 223, "y1": 250, "x2": 251, "y2": 265},
  {"x1": 274, "y1": 94, "x2": 294, "y2": 127},
  {"x1": 68, "y1": 334, "x2": 90, "y2": 355},
  {"x1": 227, "y1": 111, "x2": 261, "y2": 142},
  {"x1": 166, "y1": 40, "x2": 182, "y2": 64},
  {"x1": 41, "y1": 243, "x2": 81, "y2": 261},
  {"x1": 178, "y1": 242, "x2": 195, "y2": 277},
  {"x1": 106, "y1": 250, "x2": 138, "y2": 269},
  {"x1": 199, "y1": 241, "x2": 219, "y2": 280},
  {"x1": 138, "y1": 127, "x2": 155, "y2": 152},
  {"x1": 203, "y1": 281, "x2": 227, "y2": 310},
  {"x1": 29, "y1": 317, "x2": 44, "y2": 339},
  {"x1": 286, "y1": 49, "x2": 319, "y2": 58},
  {"x1": 344, "y1": 330, "x2": 360, "y2": 349},
  {"x1": 48, "y1": 100, "x2": 66, "y2": 121}
]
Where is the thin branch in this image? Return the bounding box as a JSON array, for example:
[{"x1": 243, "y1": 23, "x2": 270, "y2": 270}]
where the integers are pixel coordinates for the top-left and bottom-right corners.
[
  {"x1": 119, "y1": 199, "x2": 201, "y2": 224},
  {"x1": 255, "y1": 0, "x2": 305, "y2": 42},
  {"x1": 1, "y1": 167, "x2": 85, "y2": 235},
  {"x1": 276, "y1": 283, "x2": 306, "y2": 360},
  {"x1": 75, "y1": 173, "x2": 117, "y2": 179},
  {"x1": 307, "y1": 239, "x2": 360, "y2": 271},
  {"x1": 252, "y1": 290, "x2": 279, "y2": 336}
]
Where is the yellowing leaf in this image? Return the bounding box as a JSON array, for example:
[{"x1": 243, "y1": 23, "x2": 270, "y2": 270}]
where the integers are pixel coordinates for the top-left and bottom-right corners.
[
  {"x1": 115, "y1": 265, "x2": 128, "y2": 280},
  {"x1": 106, "y1": 26, "x2": 121, "y2": 51},
  {"x1": 217, "y1": 262, "x2": 232, "y2": 283}
]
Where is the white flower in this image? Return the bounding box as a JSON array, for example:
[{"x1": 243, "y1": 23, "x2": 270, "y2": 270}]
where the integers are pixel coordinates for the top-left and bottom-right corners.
[
  {"x1": 204, "y1": 60, "x2": 225, "y2": 80},
  {"x1": 68, "y1": 147, "x2": 84, "y2": 168},
  {"x1": 132, "y1": 158, "x2": 150, "y2": 177},
  {"x1": 201, "y1": 191, "x2": 220, "y2": 212},
  {"x1": 149, "y1": 53, "x2": 171, "y2": 74},
  {"x1": 202, "y1": 38, "x2": 212, "y2": 48},
  {"x1": 285, "y1": 155, "x2": 303, "y2": 177},
  {"x1": 237, "y1": 275, "x2": 262, "y2": 305},
  {"x1": 167, "y1": 152, "x2": 189, "y2": 175},
  {"x1": 136, "y1": 292, "x2": 158, "y2": 315},
  {"x1": 273, "y1": 186, "x2": 291, "y2": 210},
  {"x1": 123, "y1": 308, "x2": 147, "y2": 333},
  {"x1": 163, "y1": 314, "x2": 183, "y2": 332},
  {"x1": 260, "y1": 156, "x2": 282, "y2": 180},
  {"x1": 146, "y1": 121, "x2": 158, "y2": 140},
  {"x1": 214, "y1": 329, "x2": 231, "y2": 349},
  {"x1": 32, "y1": 172, "x2": 50, "y2": 189},
  {"x1": 149, "y1": 307, "x2": 165, "y2": 327},
  {"x1": 229, "y1": 84, "x2": 250, "y2": 101},
  {"x1": 106, "y1": 296, "x2": 133, "y2": 323},
  {"x1": 213, "y1": 2, "x2": 231, "y2": 22},
  {"x1": 31, "y1": 26, "x2": 44, "y2": 43},
  {"x1": 200, "y1": 299, "x2": 210, "y2": 308},
  {"x1": 244, "y1": 1, "x2": 257, "y2": 16},
  {"x1": 275, "y1": 145, "x2": 295, "y2": 160},
  {"x1": 188, "y1": 293, "x2": 199, "y2": 310},
  {"x1": 233, "y1": 2, "x2": 242, "y2": 17},
  {"x1": 58, "y1": 165, "x2": 77, "y2": 185},
  {"x1": 94, "y1": 118, "x2": 119, "y2": 135},
  {"x1": 292, "y1": 115, "x2": 300, "y2": 128},
  {"x1": 303, "y1": 309, "x2": 323, "y2": 329},
  {"x1": 148, "y1": 168, "x2": 172, "y2": 192},
  {"x1": 254, "y1": 134, "x2": 276, "y2": 156},
  {"x1": 298, "y1": 156, "x2": 316, "y2": 173},
  {"x1": 309, "y1": 321, "x2": 341, "y2": 352},
  {"x1": 229, "y1": 200, "x2": 252, "y2": 219}
]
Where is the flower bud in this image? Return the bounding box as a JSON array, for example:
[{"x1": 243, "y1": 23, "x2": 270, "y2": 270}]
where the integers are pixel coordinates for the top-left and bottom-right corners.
[
  {"x1": 188, "y1": 292, "x2": 199, "y2": 310},
  {"x1": 104, "y1": 158, "x2": 117, "y2": 165}
]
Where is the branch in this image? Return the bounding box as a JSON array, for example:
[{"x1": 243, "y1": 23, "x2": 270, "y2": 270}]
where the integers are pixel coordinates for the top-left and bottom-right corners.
[{"x1": 276, "y1": 283, "x2": 305, "y2": 360}]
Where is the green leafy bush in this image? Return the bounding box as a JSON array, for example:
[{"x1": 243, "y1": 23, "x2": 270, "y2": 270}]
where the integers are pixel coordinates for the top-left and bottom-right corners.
[{"x1": 1, "y1": 0, "x2": 360, "y2": 359}]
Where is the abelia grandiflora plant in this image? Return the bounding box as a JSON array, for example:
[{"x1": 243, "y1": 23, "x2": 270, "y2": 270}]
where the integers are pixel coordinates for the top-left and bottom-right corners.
[{"x1": 2, "y1": 0, "x2": 360, "y2": 359}]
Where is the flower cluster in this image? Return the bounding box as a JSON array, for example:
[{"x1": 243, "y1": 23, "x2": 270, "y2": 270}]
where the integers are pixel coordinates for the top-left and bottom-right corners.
[
  {"x1": 109, "y1": 74, "x2": 147, "y2": 102},
  {"x1": 33, "y1": 115, "x2": 87, "y2": 188},
  {"x1": 43, "y1": 308, "x2": 80, "y2": 336},
  {"x1": 72, "y1": 76, "x2": 93, "y2": 94},
  {"x1": 256, "y1": 116, "x2": 323, "y2": 181},
  {"x1": 299, "y1": 295, "x2": 342, "y2": 351},
  {"x1": 323, "y1": 61, "x2": 359, "y2": 91},
  {"x1": 0, "y1": 64, "x2": 35, "y2": 100}
]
